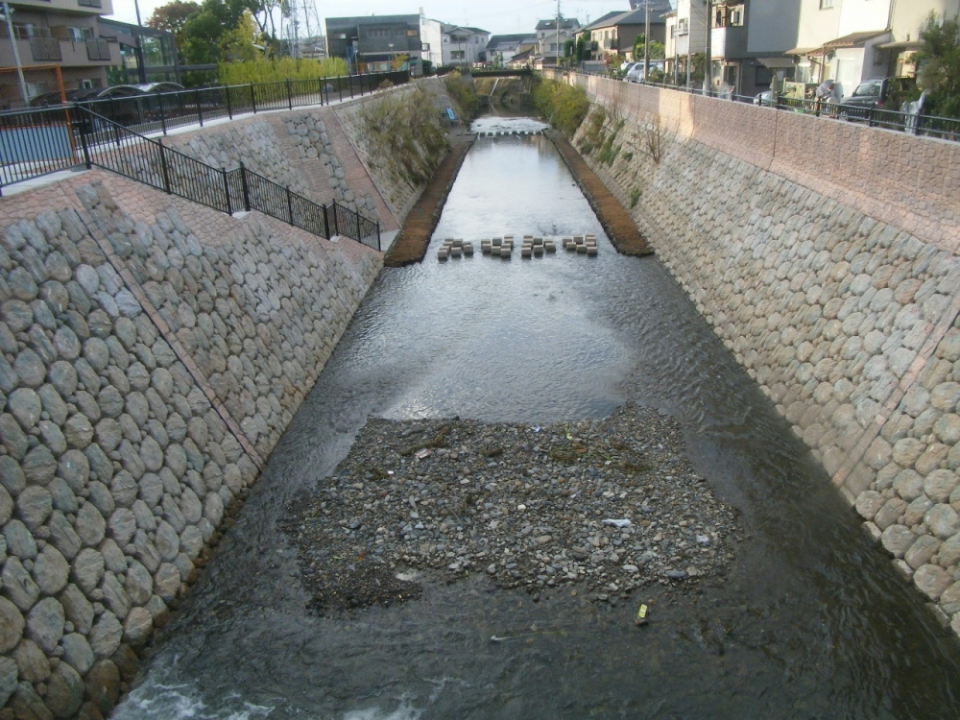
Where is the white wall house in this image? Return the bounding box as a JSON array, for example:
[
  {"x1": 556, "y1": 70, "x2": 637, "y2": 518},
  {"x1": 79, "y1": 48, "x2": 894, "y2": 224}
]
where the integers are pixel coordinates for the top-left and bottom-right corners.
[
  {"x1": 442, "y1": 26, "x2": 490, "y2": 66},
  {"x1": 536, "y1": 17, "x2": 581, "y2": 66},
  {"x1": 664, "y1": 0, "x2": 709, "y2": 86},
  {"x1": 420, "y1": 17, "x2": 444, "y2": 68},
  {"x1": 788, "y1": 0, "x2": 959, "y2": 91}
]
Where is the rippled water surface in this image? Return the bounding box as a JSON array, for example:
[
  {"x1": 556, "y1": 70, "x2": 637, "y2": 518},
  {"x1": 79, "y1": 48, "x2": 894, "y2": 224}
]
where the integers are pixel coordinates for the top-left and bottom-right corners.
[{"x1": 113, "y1": 124, "x2": 960, "y2": 720}]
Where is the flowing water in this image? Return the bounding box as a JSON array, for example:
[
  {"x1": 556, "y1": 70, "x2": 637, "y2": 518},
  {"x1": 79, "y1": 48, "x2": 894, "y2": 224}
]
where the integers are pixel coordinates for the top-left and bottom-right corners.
[{"x1": 112, "y1": 118, "x2": 960, "y2": 720}]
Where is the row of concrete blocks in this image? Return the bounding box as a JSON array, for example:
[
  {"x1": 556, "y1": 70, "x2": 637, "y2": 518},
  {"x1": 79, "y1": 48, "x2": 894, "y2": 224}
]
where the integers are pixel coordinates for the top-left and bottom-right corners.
[
  {"x1": 564, "y1": 234, "x2": 599, "y2": 256},
  {"x1": 438, "y1": 234, "x2": 598, "y2": 261}
]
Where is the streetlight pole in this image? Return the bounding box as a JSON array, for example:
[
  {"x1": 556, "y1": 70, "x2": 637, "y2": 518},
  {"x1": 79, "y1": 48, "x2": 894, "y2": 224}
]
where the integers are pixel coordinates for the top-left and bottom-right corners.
[{"x1": 1, "y1": 1, "x2": 28, "y2": 106}]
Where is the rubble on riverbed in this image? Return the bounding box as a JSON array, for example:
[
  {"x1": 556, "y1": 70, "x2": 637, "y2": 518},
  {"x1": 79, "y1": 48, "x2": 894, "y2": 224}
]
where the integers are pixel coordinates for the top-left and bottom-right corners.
[{"x1": 282, "y1": 403, "x2": 742, "y2": 614}]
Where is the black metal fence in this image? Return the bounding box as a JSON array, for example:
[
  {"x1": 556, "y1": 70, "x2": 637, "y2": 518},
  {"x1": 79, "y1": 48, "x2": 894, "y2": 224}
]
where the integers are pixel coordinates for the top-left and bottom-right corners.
[
  {"x1": 565, "y1": 69, "x2": 960, "y2": 142},
  {"x1": 0, "y1": 69, "x2": 409, "y2": 195},
  {"x1": 72, "y1": 107, "x2": 380, "y2": 250}
]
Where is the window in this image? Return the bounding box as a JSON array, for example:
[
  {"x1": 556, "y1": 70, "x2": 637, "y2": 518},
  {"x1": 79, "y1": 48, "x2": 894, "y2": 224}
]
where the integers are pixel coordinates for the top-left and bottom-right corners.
[
  {"x1": 72, "y1": 27, "x2": 95, "y2": 41},
  {"x1": 677, "y1": 18, "x2": 689, "y2": 36},
  {"x1": 820, "y1": 0, "x2": 834, "y2": 8}
]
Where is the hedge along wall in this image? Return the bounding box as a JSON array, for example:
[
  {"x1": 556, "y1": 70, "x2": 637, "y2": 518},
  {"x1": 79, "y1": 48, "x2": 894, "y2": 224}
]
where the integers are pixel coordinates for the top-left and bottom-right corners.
[
  {"x1": 0, "y1": 169, "x2": 382, "y2": 719},
  {"x1": 550, "y1": 72, "x2": 960, "y2": 638}
]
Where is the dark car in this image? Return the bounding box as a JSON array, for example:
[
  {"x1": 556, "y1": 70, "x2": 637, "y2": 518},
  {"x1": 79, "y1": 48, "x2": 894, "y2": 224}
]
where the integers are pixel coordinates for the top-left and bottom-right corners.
[{"x1": 838, "y1": 77, "x2": 917, "y2": 121}]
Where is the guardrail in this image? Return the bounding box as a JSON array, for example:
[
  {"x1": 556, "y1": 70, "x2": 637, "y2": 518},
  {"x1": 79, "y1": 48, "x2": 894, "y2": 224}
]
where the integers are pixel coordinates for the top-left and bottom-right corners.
[
  {"x1": 561, "y1": 69, "x2": 960, "y2": 142},
  {"x1": 76, "y1": 106, "x2": 380, "y2": 250},
  {"x1": 0, "y1": 69, "x2": 410, "y2": 195}
]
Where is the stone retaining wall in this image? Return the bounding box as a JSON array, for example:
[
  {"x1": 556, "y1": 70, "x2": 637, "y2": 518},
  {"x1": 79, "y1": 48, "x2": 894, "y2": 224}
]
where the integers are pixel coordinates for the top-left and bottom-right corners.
[
  {"x1": 558, "y1": 74, "x2": 960, "y2": 639},
  {"x1": 157, "y1": 77, "x2": 455, "y2": 235},
  {"x1": 0, "y1": 171, "x2": 381, "y2": 719}
]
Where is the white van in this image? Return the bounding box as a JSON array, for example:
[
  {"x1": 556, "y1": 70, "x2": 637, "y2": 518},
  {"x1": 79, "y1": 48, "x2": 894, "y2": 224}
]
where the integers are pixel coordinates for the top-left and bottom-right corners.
[{"x1": 625, "y1": 60, "x2": 665, "y2": 83}]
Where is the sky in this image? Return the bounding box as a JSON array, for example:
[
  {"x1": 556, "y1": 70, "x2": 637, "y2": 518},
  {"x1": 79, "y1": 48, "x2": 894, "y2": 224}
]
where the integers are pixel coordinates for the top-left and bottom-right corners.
[{"x1": 108, "y1": 0, "x2": 645, "y2": 36}]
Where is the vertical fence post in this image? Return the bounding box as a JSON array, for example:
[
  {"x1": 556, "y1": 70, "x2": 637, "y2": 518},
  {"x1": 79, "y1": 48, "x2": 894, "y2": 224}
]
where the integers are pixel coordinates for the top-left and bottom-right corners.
[
  {"x1": 222, "y1": 168, "x2": 232, "y2": 214},
  {"x1": 195, "y1": 88, "x2": 204, "y2": 126},
  {"x1": 376, "y1": 221, "x2": 381, "y2": 251},
  {"x1": 78, "y1": 111, "x2": 92, "y2": 169},
  {"x1": 286, "y1": 79, "x2": 293, "y2": 110},
  {"x1": 250, "y1": 83, "x2": 257, "y2": 114},
  {"x1": 286, "y1": 187, "x2": 294, "y2": 226},
  {"x1": 355, "y1": 210, "x2": 361, "y2": 242},
  {"x1": 318, "y1": 78, "x2": 324, "y2": 106},
  {"x1": 239, "y1": 161, "x2": 251, "y2": 211},
  {"x1": 331, "y1": 201, "x2": 339, "y2": 236},
  {"x1": 156, "y1": 91, "x2": 167, "y2": 135},
  {"x1": 158, "y1": 139, "x2": 172, "y2": 195},
  {"x1": 322, "y1": 203, "x2": 330, "y2": 239},
  {"x1": 226, "y1": 84, "x2": 233, "y2": 119}
]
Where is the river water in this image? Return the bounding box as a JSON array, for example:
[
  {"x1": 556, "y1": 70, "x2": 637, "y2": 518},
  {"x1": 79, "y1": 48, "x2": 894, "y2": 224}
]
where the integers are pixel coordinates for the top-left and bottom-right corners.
[{"x1": 112, "y1": 117, "x2": 960, "y2": 720}]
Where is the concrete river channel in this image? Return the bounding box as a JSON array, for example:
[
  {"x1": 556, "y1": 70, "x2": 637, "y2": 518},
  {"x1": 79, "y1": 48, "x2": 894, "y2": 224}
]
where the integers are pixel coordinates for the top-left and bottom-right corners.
[{"x1": 112, "y1": 117, "x2": 960, "y2": 719}]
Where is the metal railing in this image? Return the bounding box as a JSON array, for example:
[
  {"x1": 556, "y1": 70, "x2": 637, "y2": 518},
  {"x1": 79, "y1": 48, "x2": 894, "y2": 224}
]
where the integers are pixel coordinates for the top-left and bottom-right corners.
[
  {"x1": 563, "y1": 69, "x2": 960, "y2": 142},
  {"x1": 0, "y1": 69, "x2": 410, "y2": 194},
  {"x1": 74, "y1": 107, "x2": 380, "y2": 250},
  {"x1": 75, "y1": 70, "x2": 409, "y2": 138}
]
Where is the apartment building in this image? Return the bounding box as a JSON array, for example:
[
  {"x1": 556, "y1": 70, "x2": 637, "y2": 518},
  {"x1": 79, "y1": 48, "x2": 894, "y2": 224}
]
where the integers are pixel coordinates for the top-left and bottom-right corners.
[{"x1": 0, "y1": 0, "x2": 118, "y2": 107}]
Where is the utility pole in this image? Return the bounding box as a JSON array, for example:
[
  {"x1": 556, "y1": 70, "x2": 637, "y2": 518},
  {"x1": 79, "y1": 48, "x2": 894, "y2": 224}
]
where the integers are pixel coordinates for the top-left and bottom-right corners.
[
  {"x1": 703, "y1": 0, "x2": 712, "y2": 95},
  {"x1": 1, "y1": 1, "x2": 28, "y2": 106},
  {"x1": 556, "y1": 0, "x2": 561, "y2": 68},
  {"x1": 643, "y1": 0, "x2": 650, "y2": 81}
]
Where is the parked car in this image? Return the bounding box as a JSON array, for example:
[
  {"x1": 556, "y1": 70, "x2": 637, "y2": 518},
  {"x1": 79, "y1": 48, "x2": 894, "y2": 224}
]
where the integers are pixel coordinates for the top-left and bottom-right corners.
[
  {"x1": 838, "y1": 77, "x2": 917, "y2": 121},
  {"x1": 754, "y1": 89, "x2": 776, "y2": 107},
  {"x1": 625, "y1": 60, "x2": 665, "y2": 83}
]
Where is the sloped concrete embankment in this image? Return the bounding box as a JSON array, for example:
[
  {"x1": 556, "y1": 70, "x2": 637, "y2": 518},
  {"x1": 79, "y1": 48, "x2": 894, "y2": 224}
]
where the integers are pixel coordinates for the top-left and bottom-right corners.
[
  {"x1": 0, "y1": 172, "x2": 382, "y2": 719},
  {"x1": 554, "y1": 72, "x2": 960, "y2": 638}
]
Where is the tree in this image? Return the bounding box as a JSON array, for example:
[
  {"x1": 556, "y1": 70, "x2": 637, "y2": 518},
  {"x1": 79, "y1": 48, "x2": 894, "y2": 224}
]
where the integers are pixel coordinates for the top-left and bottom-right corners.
[
  {"x1": 633, "y1": 34, "x2": 666, "y2": 61},
  {"x1": 148, "y1": 1, "x2": 199, "y2": 35},
  {"x1": 219, "y1": 10, "x2": 262, "y2": 63},
  {"x1": 916, "y1": 12, "x2": 960, "y2": 118}
]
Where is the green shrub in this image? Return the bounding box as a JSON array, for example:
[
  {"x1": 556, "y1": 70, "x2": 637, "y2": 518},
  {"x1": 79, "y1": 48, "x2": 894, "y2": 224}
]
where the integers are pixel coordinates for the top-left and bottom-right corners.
[
  {"x1": 444, "y1": 71, "x2": 481, "y2": 119},
  {"x1": 629, "y1": 187, "x2": 641, "y2": 208},
  {"x1": 622, "y1": 151, "x2": 633, "y2": 162},
  {"x1": 358, "y1": 87, "x2": 450, "y2": 186},
  {"x1": 219, "y1": 57, "x2": 349, "y2": 85},
  {"x1": 532, "y1": 77, "x2": 590, "y2": 137}
]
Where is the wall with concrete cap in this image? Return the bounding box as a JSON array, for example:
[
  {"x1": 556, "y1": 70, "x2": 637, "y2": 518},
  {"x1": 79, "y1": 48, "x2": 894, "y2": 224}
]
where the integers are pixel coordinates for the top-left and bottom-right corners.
[{"x1": 557, "y1": 71, "x2": 960, "y2": 639}]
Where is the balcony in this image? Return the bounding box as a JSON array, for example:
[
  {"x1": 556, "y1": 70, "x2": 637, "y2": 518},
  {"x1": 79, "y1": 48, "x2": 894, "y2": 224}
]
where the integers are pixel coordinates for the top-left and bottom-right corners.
[
  {"x1": 30, "y1": 37, "x2": 61, "y2": 61},
  {"x1": 0, "y1": 37, "x2": 116, "y2": 68},
  {"x1": 86, "y1": 37, "x2": 109, "y2": 61},
  {"x1": 711, "y1": 25, "x2": 747, "y2": 59}
]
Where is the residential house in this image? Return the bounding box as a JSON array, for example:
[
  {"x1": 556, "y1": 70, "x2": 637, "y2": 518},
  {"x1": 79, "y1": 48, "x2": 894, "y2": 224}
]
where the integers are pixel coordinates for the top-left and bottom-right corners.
[
  {"x1": 576, "y1": 3, "x2": 671, "y2": 66},
  {"x1": 787, "y1": 0, "x2": 959, "y2": 94},
  {"x1": 665, "y1": 1, "x2": 803, "y2": 96},
  {"x1": 664, "y1": 0, "x2": 709, "y2": 85},
  {"x1": 421, "y1": 20, "x2": 490, "y2": 68},
  {"x1": 0, "y1": 0, "x2": 119, "y2": 108},
  {"x1": 325, "y1": 14, "x2": 422, "y2": 75},
  {"x1": 536, "y1": 17, "x2": 581, "y2": 67},
  {"x1": 485, "y1": 33, "x2": 536, "y2": 67},
  {"x1": 711, "y1": 0, "x2": 803, "y2": 96}
]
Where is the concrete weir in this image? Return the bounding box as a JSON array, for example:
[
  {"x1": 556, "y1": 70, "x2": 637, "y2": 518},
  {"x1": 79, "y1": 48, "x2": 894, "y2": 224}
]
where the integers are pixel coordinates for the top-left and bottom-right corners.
[
  {"x1": 549, "y1": 70, "x2": 960, "y2": 638},
  {"x1": 0, "y1": 78, "x2": 455, "y2": 718}
]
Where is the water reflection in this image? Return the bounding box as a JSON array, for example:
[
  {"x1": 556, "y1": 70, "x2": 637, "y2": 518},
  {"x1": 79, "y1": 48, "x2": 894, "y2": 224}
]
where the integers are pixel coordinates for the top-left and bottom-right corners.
[{"x1": 112, "y1": 124, "x2": 960, "y2": 720}]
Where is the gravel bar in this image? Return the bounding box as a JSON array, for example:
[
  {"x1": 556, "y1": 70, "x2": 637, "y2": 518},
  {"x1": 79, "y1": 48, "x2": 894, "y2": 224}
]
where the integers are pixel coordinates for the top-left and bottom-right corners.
[{"x1": 282, "y1": 403, "x2": 742, "y2": 614}]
